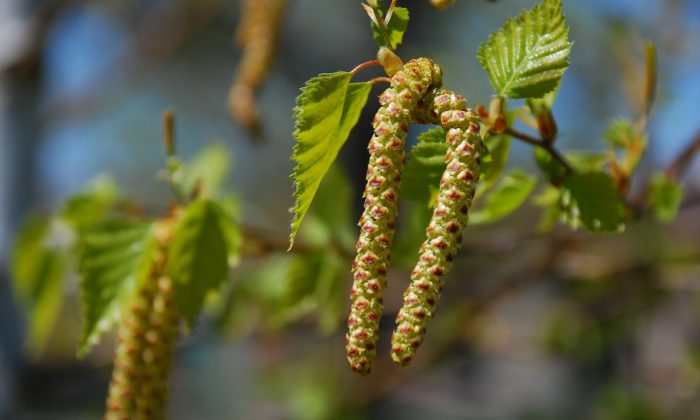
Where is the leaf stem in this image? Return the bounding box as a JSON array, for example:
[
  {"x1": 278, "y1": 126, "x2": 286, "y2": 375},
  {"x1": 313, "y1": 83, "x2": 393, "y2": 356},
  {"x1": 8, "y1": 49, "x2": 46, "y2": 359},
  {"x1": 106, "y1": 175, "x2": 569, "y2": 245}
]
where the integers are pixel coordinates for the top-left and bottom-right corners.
[
  {"x1": 368, "y1": 76, "x2": 391, "y2": 86},
  {"x1": 504, "y1": 126, "x2": 575, "y2": 173},
  {"x1": 350, "y1": 59, "x2": 380, "y2": 76}
]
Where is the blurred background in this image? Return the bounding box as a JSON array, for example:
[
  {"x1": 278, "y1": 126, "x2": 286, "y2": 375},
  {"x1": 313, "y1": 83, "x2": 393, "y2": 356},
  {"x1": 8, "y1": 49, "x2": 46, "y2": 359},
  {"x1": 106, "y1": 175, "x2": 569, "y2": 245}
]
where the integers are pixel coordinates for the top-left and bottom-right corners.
[{"x1": 1, "y1": 0, "x2": 700, "y2": 418}]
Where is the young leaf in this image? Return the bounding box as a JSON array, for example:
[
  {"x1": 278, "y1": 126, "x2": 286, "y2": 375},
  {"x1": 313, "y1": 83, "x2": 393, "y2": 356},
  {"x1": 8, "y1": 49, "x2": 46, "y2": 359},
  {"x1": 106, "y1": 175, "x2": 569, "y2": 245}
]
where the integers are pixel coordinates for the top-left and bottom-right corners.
[
  {"x1": 648, "y1": 172, "x2": 683, "y2": 223},
  {"x1": 77, "y1": 220, "x2": 153, "y2": 357},
  {"x1": 290, "y1": 72, "x2": 372, "y2": 248},
  {"x1": 11, "y1": 217, "x2": 71, "y2": 357},
  {"x1": 402, "y1": 128, "x2": 448, "y2": 203},
  {"x1": 471, "y1": 169, "x2": 538, "y2": 224},
  {"x1": 168, "y1": 199, "x2": 231, "y2": 325},
  {"x1": 369, "y1": 5, "x2": 409, "y2": 50},
  {"x1": 560, "y1": 172, "x2": 625, "y2": 232},
  {"x1": 477, "y1": 0, "x2": 572, "y2": 98}
]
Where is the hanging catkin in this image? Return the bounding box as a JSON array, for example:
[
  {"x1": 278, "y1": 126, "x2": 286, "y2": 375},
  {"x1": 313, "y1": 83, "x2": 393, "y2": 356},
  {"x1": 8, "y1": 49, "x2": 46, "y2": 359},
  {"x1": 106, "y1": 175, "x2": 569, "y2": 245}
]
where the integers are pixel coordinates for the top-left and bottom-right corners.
[
  {"x1": 105, "y1": 219, "x2": 179, "y2": 420},
  {"x1": 346, "y1": 58, "x2": 442, "y2": 375},
  {"x1": 391, "y1": 89, "x2": 482, "y2": 367},
  {"x1": 228, "y1": 0, "x2": 287, "y2": 134}
]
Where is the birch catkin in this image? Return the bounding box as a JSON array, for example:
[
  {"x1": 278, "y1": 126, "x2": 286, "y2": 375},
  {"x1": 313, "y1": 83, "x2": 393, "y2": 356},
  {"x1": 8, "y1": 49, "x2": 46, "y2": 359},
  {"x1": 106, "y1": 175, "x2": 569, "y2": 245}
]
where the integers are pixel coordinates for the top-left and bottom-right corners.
[
  {"x1": 391, "y1": 90, "x2": 482, "y2": 367},
  {"x1": 105, "y1": 220, "x2": 179, "y2": 420},
  {"x1": 229, "y1": 0, "x2": 287, "y2": 133},
  {"x1": 346, "y1": 58, "x2": 442, "y2": 375}
]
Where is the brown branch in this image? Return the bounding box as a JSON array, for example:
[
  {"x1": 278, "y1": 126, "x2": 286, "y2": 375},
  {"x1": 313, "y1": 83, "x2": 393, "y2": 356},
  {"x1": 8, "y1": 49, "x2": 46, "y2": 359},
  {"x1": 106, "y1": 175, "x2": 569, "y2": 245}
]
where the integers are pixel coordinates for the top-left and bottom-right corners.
[
  {"x1": 504, "y1": 126, "x2": 575, "y2": 174},
  {"x1": 666, "y1": 130, "x2": 700, "y2": 183}
]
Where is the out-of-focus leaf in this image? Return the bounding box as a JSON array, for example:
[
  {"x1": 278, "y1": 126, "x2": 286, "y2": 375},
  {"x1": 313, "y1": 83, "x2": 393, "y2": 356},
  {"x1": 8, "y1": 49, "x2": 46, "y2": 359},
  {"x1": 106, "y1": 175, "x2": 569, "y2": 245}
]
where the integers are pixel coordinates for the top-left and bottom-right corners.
[
  {"x1": 560, "y1": 172, "x2": 625, "y2": 232},
  {"x1": 471, "y1": 169, "x2": 538, "y2": 224},
  {"x1": 11, "y1": 217, "x2": 71, "y2": 357},
  {"x1": 648, "y1": 172, "x2": 683, "y2": 223},
  {"x1": 168, "y1": 199, "x2": 231, "y2": 325},
  {"x1": 479, "y1": 132, "x2": 512, "y2": 191},
  {"x1": 181, "y1": 143, "x2": 232, "y2": 198},
  {"x1": 402, "y1": 128, "x2": 448, "y2": 204}
]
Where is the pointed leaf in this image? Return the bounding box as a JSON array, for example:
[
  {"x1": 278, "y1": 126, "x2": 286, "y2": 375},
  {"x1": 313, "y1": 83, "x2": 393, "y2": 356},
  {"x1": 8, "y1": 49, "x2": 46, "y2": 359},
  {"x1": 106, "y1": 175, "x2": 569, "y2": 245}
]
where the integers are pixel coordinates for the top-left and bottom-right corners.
[
  {"x1": 290, "y1": 72, "x2": 372, "y2": 248},
  {"x1": 168, "y1": 199, "x2": 231, "y2": 325},
  {"x1": 477, "y1": 0, "x2": 572, "y2": 98},
  {"x1": 77, "y1": 220, "x2": 153, "y2": 357}
]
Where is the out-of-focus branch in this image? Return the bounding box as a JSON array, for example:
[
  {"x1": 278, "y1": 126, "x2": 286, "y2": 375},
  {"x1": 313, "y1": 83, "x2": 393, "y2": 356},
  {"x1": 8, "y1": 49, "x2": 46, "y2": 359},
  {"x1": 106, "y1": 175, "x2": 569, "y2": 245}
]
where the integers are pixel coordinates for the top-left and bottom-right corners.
[{"x1": 666, "y1": 130, "x2": 700, "y2": 183}]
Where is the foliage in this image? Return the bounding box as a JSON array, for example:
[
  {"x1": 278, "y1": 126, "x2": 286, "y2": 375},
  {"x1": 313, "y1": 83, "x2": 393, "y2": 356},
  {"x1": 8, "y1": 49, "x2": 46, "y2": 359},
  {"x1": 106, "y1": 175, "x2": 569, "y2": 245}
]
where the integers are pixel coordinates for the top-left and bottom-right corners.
[
  {"x1": 289, "y1": 72, "x2": 371, "y2": 248},
  {"x1": 478, "y1": 0, "x2": 572, "y2": 99}
]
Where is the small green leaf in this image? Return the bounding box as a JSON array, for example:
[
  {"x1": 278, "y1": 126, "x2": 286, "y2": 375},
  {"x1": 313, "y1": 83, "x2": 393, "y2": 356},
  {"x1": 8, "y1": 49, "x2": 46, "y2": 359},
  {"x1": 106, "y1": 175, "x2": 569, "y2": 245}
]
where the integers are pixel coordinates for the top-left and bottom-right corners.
[
  {"x1": 181, "y1": 143, "x2": 232, "y2": 198},
  {"x1": 471, "y1": 169, "x2": 538, "y2": 224},
  {"x1": 402, "y1": 128, "x2": 448, "y2": 204},
  {"x1": 560, "y1": 172, "x2": 625, "y2": 232},
  {"x1": 648, "y1": 172, "x2": 683, "y2": 223},
  {"x1": 11, "y1": 217, "x2": 71, "y2": 357},
  {"x1": 168, "y1": 199, "x2": 231, "y2": 325},
  {"x1": 370, "y1": 6, "x2": 409, "y2": 50},
  {"x1": 290, "y1": 72, "x2": 372, "y2": 249},
  {"x1": 477, "y1": 0, "x2": 572, "y2": 98},
  {"x1": 78, "y1": 220, "x2": 153, "y2": 357}
]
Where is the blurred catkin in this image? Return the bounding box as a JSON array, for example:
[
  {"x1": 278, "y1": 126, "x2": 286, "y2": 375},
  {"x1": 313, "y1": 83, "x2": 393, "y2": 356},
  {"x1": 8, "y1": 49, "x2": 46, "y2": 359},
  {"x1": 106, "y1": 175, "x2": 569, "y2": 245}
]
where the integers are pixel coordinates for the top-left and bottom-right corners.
[
  {"x1": 229, "y1": 0, "x2": 287, "y2": 135},
  {"x1": 105, "y1": 220, "x2": 179, "y2": 420}
]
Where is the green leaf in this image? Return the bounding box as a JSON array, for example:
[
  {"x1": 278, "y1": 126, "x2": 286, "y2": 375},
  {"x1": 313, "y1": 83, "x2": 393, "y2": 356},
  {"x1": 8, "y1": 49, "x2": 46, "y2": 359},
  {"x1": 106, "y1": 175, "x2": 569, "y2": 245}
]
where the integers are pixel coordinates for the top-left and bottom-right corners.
[
  {"x1": 168, "y1": 199, "x2": 231, "y2": 325},
  {"x1": 534, "y1": 147, "x2": 567, "y2": 182},
  {"x1": 290, "y1": 72, "x2": 372, "y2": 248},
  {"x1": 300, "y1": 164, "x2": 356, "y2": 250},
  {"x1": 566, "y1": 152, "x2": 607, "y2": 172},
  {"x1": 62, "y1": 176, "x2": 121, "y2": 230},
  {"x1": 181, "y1": 143, "x2": 232, "y2": 198},
  {"x1": 11, "y1": 217, "x2": 71, "y2": 357},
  {"x1": 532, "y1": 185, "x2": 561, "y2": 233},
  {"x1": 477, "y1": 0, "x2": 572, "y2": 98},
  {"x1": 648, "y1": 172, "x2": 683, "y2": 223},
  {"x1": 77, "y1": 220, "x2": 153, "y2": 357},
  {"x1": 402, "y1": 128, "x2": 448, "y2": 204},
  {"x1": 560, "y1": 172, "x2": 625, "y2": 232},
  {"x1": 370, "y1": 5, "x2": 409, "y2": 50},
  {"x1": 471, "y1": 169, "x2": 538, "y2": 224},
  {"x1": 479, "y1": 132, "x2": 512, "y2": 191}
]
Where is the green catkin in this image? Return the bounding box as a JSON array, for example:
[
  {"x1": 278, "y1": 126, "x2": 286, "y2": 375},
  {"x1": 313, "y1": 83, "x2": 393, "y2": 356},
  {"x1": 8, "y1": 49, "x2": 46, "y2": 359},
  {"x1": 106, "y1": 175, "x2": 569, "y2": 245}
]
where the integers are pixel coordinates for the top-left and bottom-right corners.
[
  {"x1": 105, "y1": 220, "x2": 179, "y2": 420},
  {"x1": 391, "y1": 90, "x2": 482, "y2": 367},
  {"x1": 228, "y1": 0, "x2": 287, "y2": 133},
  {"x1": 347, "y1": 58, "x2": 442, "y2": 375}
]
